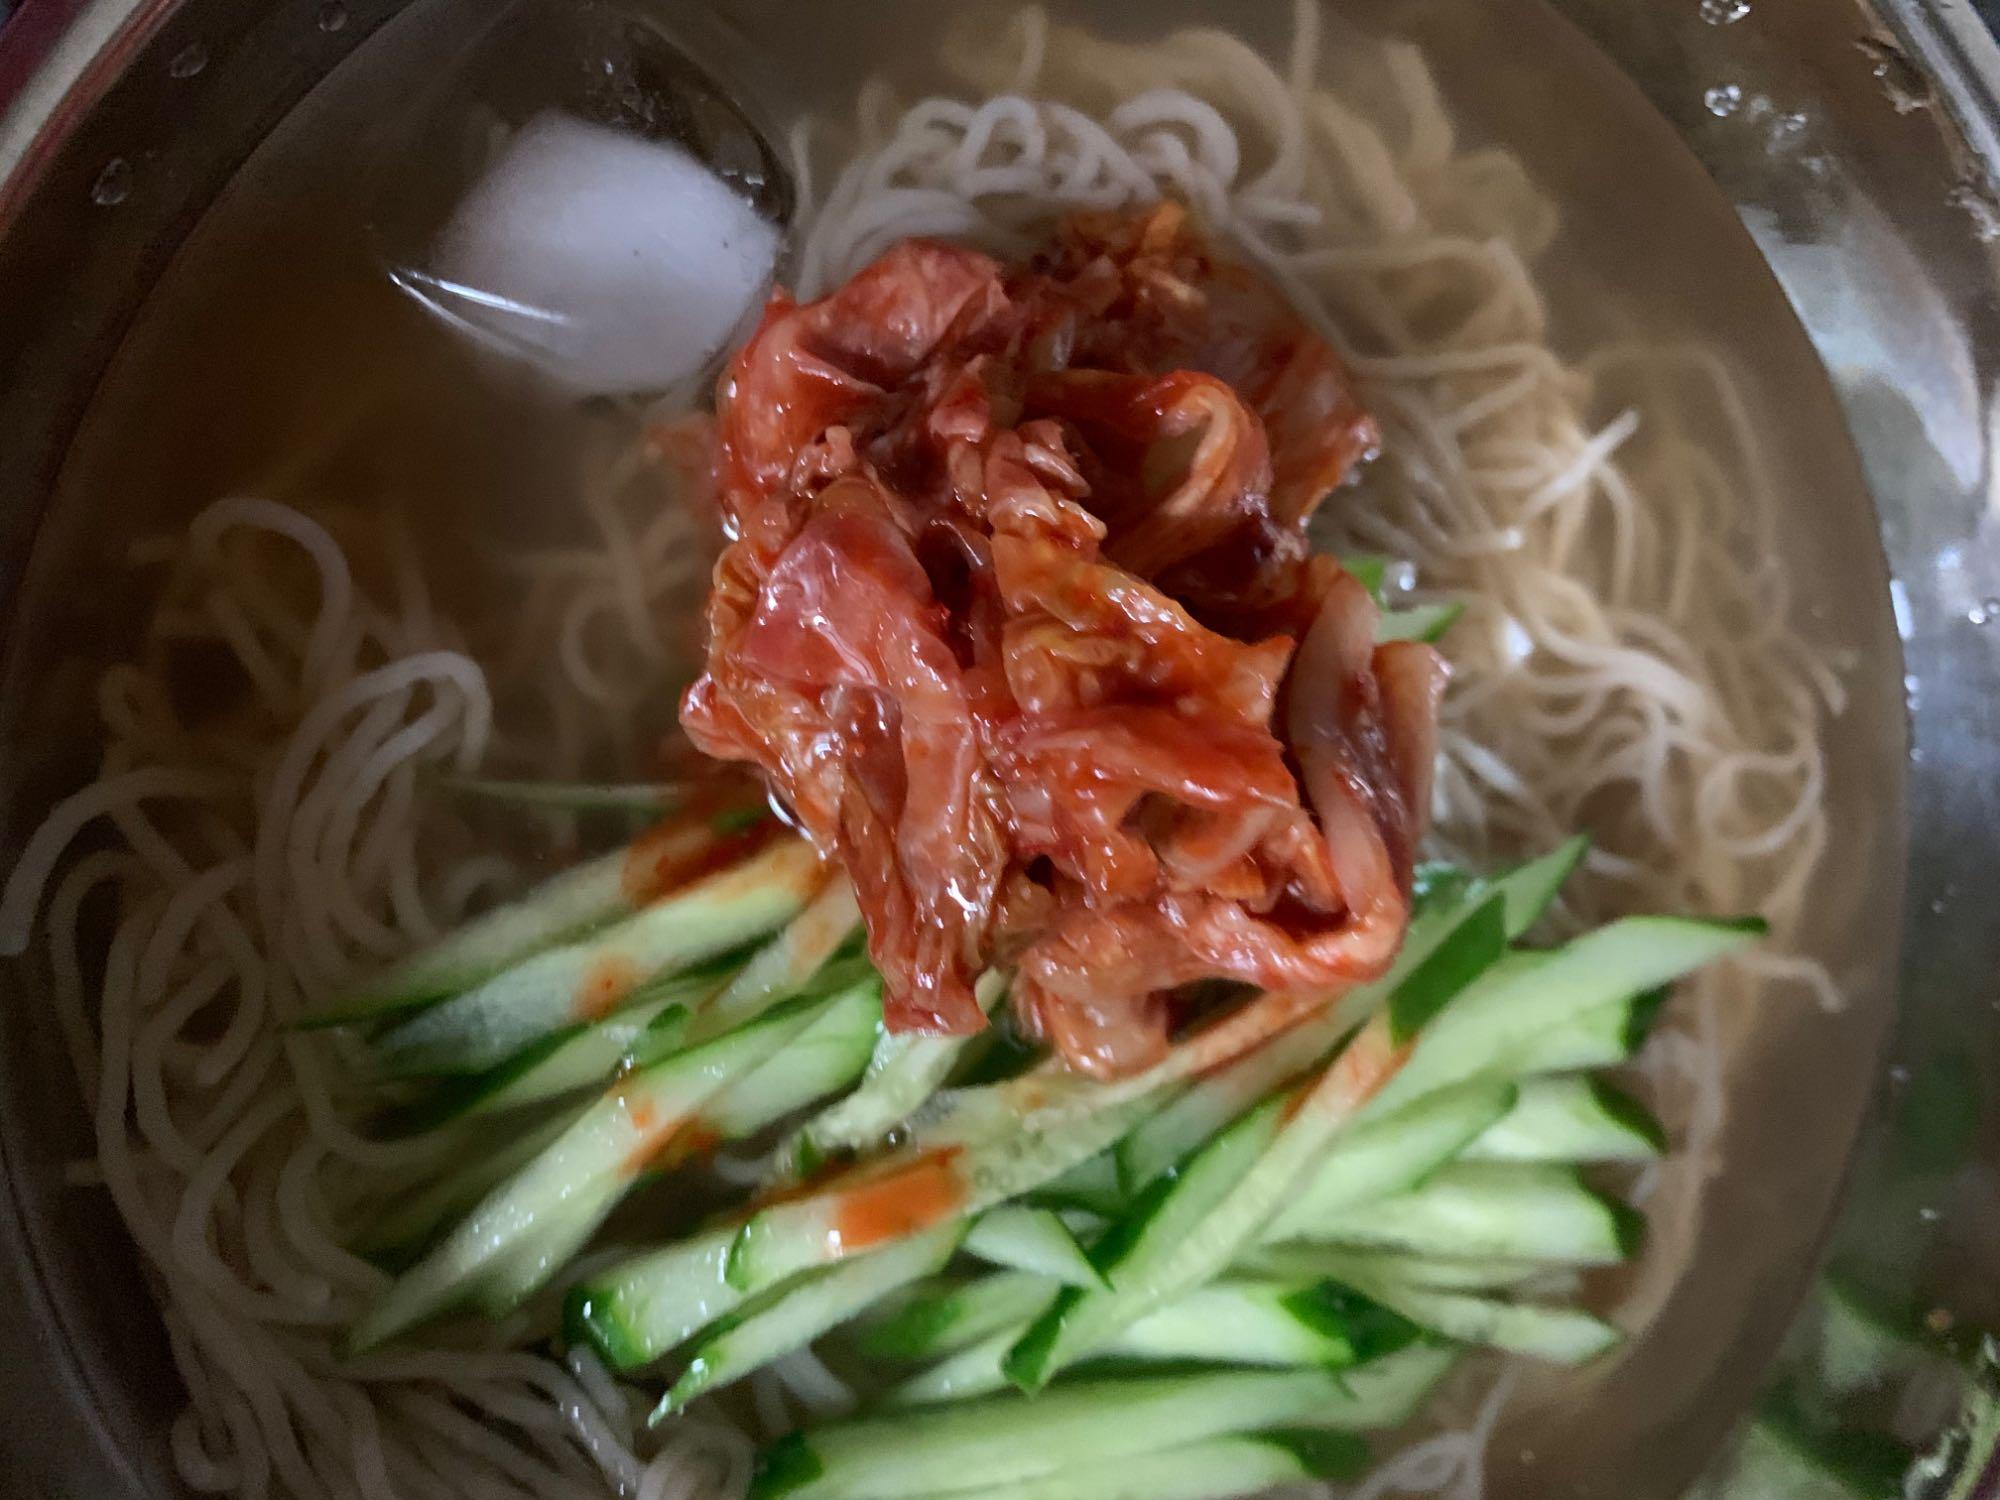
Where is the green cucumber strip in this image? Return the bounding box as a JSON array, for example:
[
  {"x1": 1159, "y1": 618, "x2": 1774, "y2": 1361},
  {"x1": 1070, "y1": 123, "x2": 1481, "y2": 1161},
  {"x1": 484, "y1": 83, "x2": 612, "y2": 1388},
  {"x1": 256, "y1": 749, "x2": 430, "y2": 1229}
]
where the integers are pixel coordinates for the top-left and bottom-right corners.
[
  {"x1": 862, "y1": 1430, "x2": 1368, "y2": 1500},
  {"x1": 963, "y1": 1207, "x2": 1101, "y2": 1289},
  {"x1": 1111, "y1": 847, "x2": 1561, "y2": 1195},
  {"x1": 435, "y1": 774, "x2": 680, "y2": 812},
  {"x1": 790, "y1": 971, "x2": 1007, "y2": 1163},
  {"x1": 703, "y1": 979, "x2": 883, "y2": 1141},
  {"x1": 661, "y1": 1224, "x2": 963, "y2": 1416},
  {"x1": 374, "y1": 979, "x2": 712, "y2": 1137},
  {"x1": 1324, "y1": 1263, "x2": 1619, "y2": 1364},
  {"x1": 1290, "y1": 1162, "x2": 1640, "y2": 1265},
  {"x1": 1004, "y1": 1090, "x2": 1293, "y2": 1390},
  {"x1": 1240, "y1": 1245, "x2": 1553, "y2": 1293},
  {"x1": 1529, "y1": 990, "x2": 1667, "y2": 1072},
  {"x1": 688, "y1": 879, "x2": 863, "y2": 1043},
  {"x1": 473, "y1": 1175, "x2": 626, "y2": 1318},
  {"x1": 1114, "y1": 1016, "x2": 1333, "y2": 1198},
  {"x1": 306, "y1": 844, "x2": 638, "y2": 1025},
  {"x1": 882, "y1": 1329, "x2": 1019, "y2": 1406},
  {"x1": 350, "y1": 997, "x2": 823, "y2": 1352},
  {"x1": 372, "y1": 838, "x2": 824, "y2": 1077},
  {"x1": 747, "y1": 1360, "x2": 1443, "y2": 1500},
  {"x1": 727, "y1": 1089, "x2": 1166, "y2": 1293},
  {"x1": 567, "y1": 1226, "x2": 740, "y2": 1372},
  {"x1": 354, "y1": 1110, "x2": 574, "y2": 1270},
  {"x1": 936, "y1": 848, "x2": 1576, "y2": 1184},
  {"x1": 1028, "y1": 1154, "x2": 1126, "y2": 1217},
  {"x1": 1388, "y1": 893, "x2": 1506, "y2": 1042},
  {"x1": 1260, "y1": 1078, "x2": 1516, "y2": 1241},
  {"x1": 885, "y1": 1278, "x2": 1409, "y2": 1404},
  {"x1": 857, "y1": 1271, "x2": 1060, "y2": 1363},
  {"x1": 1110, "y1": 1278, "x2": 1418, "y2": 1369},
  {"x1": 885, "y1": 1349, "x2": 1460, "y2": 1465},
  {"x1": 1377, "y1": 600, "x2": 1465, "y2": 643},
  {"x1": 1367, "y1": 914, "x2": 1762, "y2": 1120},
  {"x1": 1471, "y1": 835, "x2": 1588, "y2": 938},
  {"x1": 1342, "y1": 554, "x2": 1391, "y2": 598},
  {"x1": 1463, "y1": 1075, "x2": 1665, "y2": 1163},
  {"x1": 1009, "y1": 993, "x2": 1491, "y2": 1391}
]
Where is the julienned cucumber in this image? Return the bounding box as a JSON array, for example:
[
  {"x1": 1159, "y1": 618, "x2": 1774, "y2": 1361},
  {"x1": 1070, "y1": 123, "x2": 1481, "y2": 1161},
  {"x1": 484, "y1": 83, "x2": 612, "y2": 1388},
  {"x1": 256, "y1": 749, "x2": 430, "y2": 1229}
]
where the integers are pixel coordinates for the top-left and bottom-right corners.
[
  {"x1": 351, "y1": 997, "x2": 825, "y2": 1352},
  {"x1": 1288, "y1": 1162, "x2": 1641, "y2": 1265},
  {"x1": 372, "y1": 838, "x2": 824, "y2": 1077},
  {"x1": 1111, "y1": 1014, "x2": 1329, "y2": 1197},
  {"x1": 567, "y1": 1226, "x2": 741, "y2": 1372},
  {"x1": 703, "y1": 980, "x2": 883, "y2": 1140},
  {"x1": 1321, "y1": 1261, "x2": 1620, "y2": 1364},
  {"x1": 1115, "y1": 844, "x2": 1581, "y2": 1194},
  {"x1": 857, "y1": 1271, "x2": 1060, "y2": 1363},
  {"x1": 314, "y1": 815, "x2": 760, "y2": 1024},
  {"x1": 473, "y1": 1174, "x2": 627, "y2": 1317},
  {"x1": 882, "y1": 1330, "x2": 1021, "y2": 1406},
  {"x1": 662, "y1": 1223, "x2": 963, "y2": 1415},
  {"x1": 356, "y1": 1111, "x2": 573, "y2": 1270},
  {"x1": 1366, "y1": 914, "x2": 1763, "y2": 1119},
  {"x1": 932, "y1": 839, "x2": 1580, "y2": 1171},
  {"x1": 1008, "y1": 926, "x2": 1506, "y2": 1392},
  {"x1": 307, "y1": 843, "x2": 638, "y2": 1025},
  {"x1": 1463, "y1": 1075, "x2": 1664, "y2": 1163},
  {"x1": 547, "y1": 986, "x2": 880, "y2": 1372},
  {"x1": 870, "y1": 1429, "x2": 1370, "y2": 1500},
  {"x1": 686, "y1": 880, "x2": 863, "y2": 1044},
  {"x1": 790, "y1": 971, "x2": 1006, "y2": 1165},
  {"x1": 374, "y1": 974, "x2": 710, "y2": 1136},
  {"x1": 1528, "y1": 989, "x2": 1668, "y2": 1072},
  {"x1": 1110, "y1": 1277, "x2": 1420, "y2": 1368},
  {"x1": 726, "y1": 1090, "x2": 1167, "y2": 1293},
  {"x1": 1259, "y1": 1078, "x2": 1517, "y2": 1241},
  {"x1": 1237, "y1": 1244, "x2": 1552, "y2": 1294},
  {"x1": 749, "y1": 1353, "x2": 1457, "y2": 1500},
  {"x1": 1004, "y1": 1091, "x2": 1289, "y2": 1387},
  {"x1": 963, "y1": 1208, "x2": 1100, "y2": 1289},
  {"x1": 892, "y1": 1278, "x2": 1419, "y2": 1405},
  {"x1": 1030, "y1": 1154, "x2": 1126, "y2": 1216}
]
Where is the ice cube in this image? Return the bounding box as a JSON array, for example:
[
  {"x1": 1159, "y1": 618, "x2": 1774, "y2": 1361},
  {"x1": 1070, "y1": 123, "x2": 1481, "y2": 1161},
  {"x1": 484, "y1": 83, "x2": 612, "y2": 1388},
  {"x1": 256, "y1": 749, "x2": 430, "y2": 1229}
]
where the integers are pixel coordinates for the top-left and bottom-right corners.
[{"x1": 409, "y1": 110, "x2": 779, "y2": 396}]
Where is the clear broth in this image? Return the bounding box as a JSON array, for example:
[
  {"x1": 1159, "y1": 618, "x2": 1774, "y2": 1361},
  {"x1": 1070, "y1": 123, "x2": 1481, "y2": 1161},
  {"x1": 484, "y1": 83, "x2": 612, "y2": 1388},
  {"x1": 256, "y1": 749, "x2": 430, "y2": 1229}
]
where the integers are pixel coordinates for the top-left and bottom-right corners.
[{"x1": 3, "y1": 1, "x2": 1904, "y2": 1495}]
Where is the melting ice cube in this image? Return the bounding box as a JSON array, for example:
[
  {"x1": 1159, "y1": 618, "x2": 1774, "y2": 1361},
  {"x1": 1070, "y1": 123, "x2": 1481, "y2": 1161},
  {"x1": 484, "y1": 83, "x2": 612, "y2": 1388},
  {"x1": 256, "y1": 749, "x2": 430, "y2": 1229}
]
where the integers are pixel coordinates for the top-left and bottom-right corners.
[{"x1": 406, "y1": 110, "x2": 780, "y2": 396}]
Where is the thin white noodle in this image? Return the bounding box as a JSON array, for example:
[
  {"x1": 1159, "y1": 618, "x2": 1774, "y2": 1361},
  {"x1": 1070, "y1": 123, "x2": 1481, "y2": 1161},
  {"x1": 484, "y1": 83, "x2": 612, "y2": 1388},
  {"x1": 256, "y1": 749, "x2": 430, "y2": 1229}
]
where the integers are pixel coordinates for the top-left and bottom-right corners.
[{"x1": 3, "y1": 5, "x2": 1835, "y2": 1498}]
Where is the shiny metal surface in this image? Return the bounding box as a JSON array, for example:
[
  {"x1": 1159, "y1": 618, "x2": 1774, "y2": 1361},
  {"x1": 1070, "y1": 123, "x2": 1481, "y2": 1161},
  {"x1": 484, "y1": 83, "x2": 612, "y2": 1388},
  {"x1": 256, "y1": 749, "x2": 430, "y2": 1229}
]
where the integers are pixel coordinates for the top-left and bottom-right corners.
[
  {"x1": 0, "y1": 1, "x2": 1994, "y2": 1496},
  {"x1": 1543, "y1": 1, "x2": 2000, "y2": 1490}
]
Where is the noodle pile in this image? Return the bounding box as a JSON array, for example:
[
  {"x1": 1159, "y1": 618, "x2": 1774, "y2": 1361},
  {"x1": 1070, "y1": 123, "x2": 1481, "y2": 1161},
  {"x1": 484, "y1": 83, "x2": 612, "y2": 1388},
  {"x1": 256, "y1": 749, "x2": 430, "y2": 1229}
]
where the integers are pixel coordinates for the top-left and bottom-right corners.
[{"x1": 0, "y1": 5, "x2": 1834, "y2": 1499}]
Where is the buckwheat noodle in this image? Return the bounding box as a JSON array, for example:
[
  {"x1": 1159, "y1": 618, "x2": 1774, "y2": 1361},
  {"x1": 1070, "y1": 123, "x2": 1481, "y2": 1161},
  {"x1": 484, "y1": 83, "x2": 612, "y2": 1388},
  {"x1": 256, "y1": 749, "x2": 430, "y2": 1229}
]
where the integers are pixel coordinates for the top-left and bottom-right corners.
[{"x1": 0, "y1": 5, "x2": 1833, "y2": 1498}]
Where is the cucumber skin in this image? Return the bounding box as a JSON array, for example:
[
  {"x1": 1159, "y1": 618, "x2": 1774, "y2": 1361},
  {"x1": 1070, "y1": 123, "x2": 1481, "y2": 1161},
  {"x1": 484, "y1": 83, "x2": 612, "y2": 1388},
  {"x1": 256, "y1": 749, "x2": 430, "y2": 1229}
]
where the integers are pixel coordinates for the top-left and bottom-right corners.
[
  {"x1": 746, "y1": 1368, "x2": 1358, "y2": 1500},
  {"x1": 727, "y1": 1092, "x2": 1163, "y2": 1292},
  {"x1": 1388, "y1": 893, "x2": 1505, "y2": 1042},
  {"x1": 662, "y1": 1225, "x2": 962, "y2": 1414},
  {"x1": 748, "y1": 1355, "x2": 1457, "y2": 1500},
  {"x1": 857, "y1": 1272, "x2": 1060, "y2": 1362},
  {"x1": 1368, "y1": 914, "x2": 1764, "y2": 1119},
  {"x1": 853, "y1": 1431, "x2": 1368, "y2": 1500},
  {"x1": 350, "y1": 999, "x2": 819, "y2": 1353},
  {"x1": 1295, "y1": 1163, "x2": 1643, "y2": 1265},
  {"x1": 372, "y1": 839, "x2": 822, "y2": 1077},
  {"x1": 565, "y1": 1227, "x2": 740, "y2": 1371},
  {"x1": 1003, "y1": 1095, "x2": 1290, "y2": 1387}
]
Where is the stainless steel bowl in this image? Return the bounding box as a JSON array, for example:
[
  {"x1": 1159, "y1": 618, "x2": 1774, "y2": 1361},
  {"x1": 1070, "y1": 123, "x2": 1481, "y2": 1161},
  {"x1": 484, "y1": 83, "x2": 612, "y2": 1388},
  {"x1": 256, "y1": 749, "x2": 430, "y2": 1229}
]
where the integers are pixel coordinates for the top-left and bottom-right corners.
[{"x1": 0, "y1": 2, "x2": 1994, "y2": 1496}]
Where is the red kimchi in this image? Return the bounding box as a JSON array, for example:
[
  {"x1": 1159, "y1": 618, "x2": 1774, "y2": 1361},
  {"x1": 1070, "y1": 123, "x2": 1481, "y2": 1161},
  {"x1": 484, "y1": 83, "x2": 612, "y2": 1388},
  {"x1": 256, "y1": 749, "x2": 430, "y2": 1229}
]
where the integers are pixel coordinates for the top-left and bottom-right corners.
[{"x1": 682, "y1": 204, "x2": 1446, "y2": 1077}]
